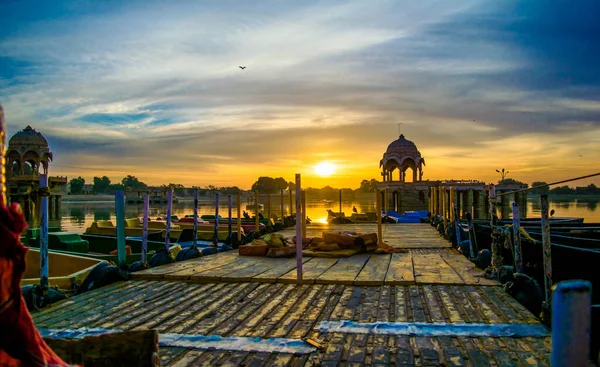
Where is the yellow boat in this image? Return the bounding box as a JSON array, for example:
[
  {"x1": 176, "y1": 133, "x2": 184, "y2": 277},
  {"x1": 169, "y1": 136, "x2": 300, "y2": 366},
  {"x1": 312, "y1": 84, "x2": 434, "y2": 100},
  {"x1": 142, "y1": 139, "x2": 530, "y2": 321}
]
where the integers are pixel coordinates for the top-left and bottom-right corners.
[
  {"x1": 21, "y1": 249, "x2": 106, "y2": 293},
  {"x1": 84, "y1": 218, "x2": 241, "y2": 241}
]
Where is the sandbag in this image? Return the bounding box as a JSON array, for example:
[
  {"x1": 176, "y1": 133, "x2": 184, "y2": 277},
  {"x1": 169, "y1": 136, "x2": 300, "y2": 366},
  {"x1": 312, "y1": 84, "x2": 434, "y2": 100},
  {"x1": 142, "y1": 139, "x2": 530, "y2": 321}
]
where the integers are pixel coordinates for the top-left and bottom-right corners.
[
  {"x1": 267, "y1": 247, "x2": 296, "y2": 258},
  {"x1": 128, "y1": 261, "x2": 149, "y2": 273},
  {"x1": 175, "y1": 247, "x2": 203, "y2": 262},
  {"x1": 262, "y1": 233, "x2": 284, "y2": 248},
  {"x1": 251, "y1": 239, "x2": 268, "y2": 247},
  {"x1": 77, "y1": 262, "x2": 128, "y2": 295},
  {"x1": 200, "y1": 247, "x2": 218, "y2": 256},
  {"x1": 239, "y1": 244, "x2": 267, "y2": 256},
  {"x1": 148, "y1": 249, "x2": 174, "y2": 268}
]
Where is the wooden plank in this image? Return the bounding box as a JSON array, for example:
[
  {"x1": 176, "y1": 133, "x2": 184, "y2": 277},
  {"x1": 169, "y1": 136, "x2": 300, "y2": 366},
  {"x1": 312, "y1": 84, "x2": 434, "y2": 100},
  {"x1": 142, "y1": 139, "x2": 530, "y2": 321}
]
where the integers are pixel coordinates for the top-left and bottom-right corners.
[
  {"x1": 384, "y1": 253, "x2": 415, "y2": 285},
  {"x1": 163, "y1": 253, "x2": 240, "y2": 280},
  {"x1": 439, "y1": 251, "x2": 498, "y2": 286},
  {"x1": 252, "y1": 257, "x2": 312, "y2": 283},
  {"x1": 278, "y1": 258, "x2": 338, "y2": 284},
  {"x1": 222, "y1": 258, "x2": 289, "y2": 282},
  {"x1": 129, "y1": 251, "x2": 237, "y2": 280},
  {"x1": 316, "y1": 254, "x2": 370, "y2": 285},
  {"x1": 412, "y1": 253, "x2": 464, "y2": 285},
  {"x1": 354, "y1": 255, "x2": 391, "y2": 286},
  {"x1": 188, "y1": 256, "x2": 262, "y2": 282}
]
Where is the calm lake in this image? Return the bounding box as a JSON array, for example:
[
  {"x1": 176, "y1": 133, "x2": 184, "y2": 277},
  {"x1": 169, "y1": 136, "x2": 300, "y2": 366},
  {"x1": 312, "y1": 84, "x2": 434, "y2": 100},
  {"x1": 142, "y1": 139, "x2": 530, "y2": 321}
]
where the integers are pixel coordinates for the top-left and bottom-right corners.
[{"x1": 50, "y1": 196, "x2": 600, "y2": 234}]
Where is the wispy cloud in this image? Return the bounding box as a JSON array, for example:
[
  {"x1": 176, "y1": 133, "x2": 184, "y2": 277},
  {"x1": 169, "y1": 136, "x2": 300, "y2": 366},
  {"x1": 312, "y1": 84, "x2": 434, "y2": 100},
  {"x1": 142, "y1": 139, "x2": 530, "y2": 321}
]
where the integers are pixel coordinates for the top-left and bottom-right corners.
[{"x1": 1, "y1": 0, "x2": 599, "y2": 187}]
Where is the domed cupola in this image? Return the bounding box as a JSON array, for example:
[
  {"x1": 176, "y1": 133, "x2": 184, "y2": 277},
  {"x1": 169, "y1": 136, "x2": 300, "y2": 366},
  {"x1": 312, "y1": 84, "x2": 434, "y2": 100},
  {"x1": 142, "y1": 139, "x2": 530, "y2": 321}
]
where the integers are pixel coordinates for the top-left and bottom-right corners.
[{"x1": 379, "y1": 134, "x2": 425, "y2": 182}]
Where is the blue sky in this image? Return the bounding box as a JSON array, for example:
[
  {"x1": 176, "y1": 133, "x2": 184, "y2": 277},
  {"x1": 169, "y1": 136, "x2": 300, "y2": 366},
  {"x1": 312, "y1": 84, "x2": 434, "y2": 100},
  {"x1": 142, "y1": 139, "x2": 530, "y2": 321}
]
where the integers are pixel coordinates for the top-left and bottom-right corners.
[{"x1": 1, "y1": 0, "x2": 599, "y2": 187}]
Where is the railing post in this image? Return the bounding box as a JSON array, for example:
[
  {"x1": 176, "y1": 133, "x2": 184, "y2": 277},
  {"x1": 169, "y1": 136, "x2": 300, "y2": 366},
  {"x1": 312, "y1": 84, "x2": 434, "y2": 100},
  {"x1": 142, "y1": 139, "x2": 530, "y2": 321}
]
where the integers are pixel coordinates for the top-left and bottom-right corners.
[
  {"x1": 512, "y1": 201, "x2": 522, "y2": 273},
  {"x1": 452, "y1": 203, "x2": 461, "y2": 245},
  {"x1": 116, "y1": 190, "x2": 126, "y2": 265},
  {"x1": 192, "y1": 188, "x2": 198, "y2": 248},
  {"x1": 466, "y1": 212, "x2": 477, "y2": 259},
  {"x1": 551, "y1": 280, "x2": 591, "y2": 366},
  {"x1": 541, "y1": 194, "x2": 553, "y2": 303},
  {"x1": 228, "y1": 195, "x2": 232, "y2": 243},
  {"x1": 376, "y1": 189, "x2": 383, "y2": 245},
  {"x1": 255, "y1": 190, "x2": 260, "y2": 233},
  {"x1": 164, "y1": 190, "x2": 172, "y2": 251},
  {"x1": 214, "y1": 193, "x2": 220, "y2": 245},
  {"x1": 39, "y1": 174, "x2": 49, "y2": 292},
  {"x1": 142, "y1": 194, "x2": 149, "y2": 263},
  {"x1": 295, "y1": 174, "x2": 303, "y2": 283},
  {"x1": 236, "y1": 191, "x2": 241, "y2": 243}
]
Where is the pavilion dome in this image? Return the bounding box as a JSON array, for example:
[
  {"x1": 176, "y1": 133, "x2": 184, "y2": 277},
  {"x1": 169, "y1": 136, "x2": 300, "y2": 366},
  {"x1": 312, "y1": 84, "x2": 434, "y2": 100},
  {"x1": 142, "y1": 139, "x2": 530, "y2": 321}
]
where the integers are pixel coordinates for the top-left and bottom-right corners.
[
  {"x1": 385, "y1": 134, "x2": 421, "y2": 158},
  {"x1": 8, "y1": 125, "x2": 49, "y2": 149}
]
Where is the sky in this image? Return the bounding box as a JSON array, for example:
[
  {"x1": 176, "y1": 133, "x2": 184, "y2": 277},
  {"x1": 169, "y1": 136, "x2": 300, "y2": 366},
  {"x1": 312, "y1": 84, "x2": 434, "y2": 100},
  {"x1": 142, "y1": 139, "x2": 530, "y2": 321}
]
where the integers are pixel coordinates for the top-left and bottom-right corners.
[{"x1": 1, "y1": 0, "x2": 599, "y2": 189}]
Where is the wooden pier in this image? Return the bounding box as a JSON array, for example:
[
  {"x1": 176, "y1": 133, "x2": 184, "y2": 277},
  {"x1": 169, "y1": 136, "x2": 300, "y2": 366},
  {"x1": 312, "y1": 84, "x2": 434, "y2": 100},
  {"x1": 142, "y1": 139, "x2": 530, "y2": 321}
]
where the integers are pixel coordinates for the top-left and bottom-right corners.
[{"x1": 33, "y1": 224, "x2": 552, "y2": 366}]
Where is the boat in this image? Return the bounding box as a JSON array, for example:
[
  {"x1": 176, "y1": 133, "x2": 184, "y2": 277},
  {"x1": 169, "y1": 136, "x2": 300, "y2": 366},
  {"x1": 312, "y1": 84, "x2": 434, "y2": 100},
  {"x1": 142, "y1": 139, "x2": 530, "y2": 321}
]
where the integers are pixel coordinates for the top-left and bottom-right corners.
[
  {"x1": 84, "y1": 218, "x2": 243, "y2": 241},
  {"x1": 21, "y1": 248, "x2": 107, "y2": 293},
  {"x1": 385, "y1": 210, "x2": 430, "y2": 224}
]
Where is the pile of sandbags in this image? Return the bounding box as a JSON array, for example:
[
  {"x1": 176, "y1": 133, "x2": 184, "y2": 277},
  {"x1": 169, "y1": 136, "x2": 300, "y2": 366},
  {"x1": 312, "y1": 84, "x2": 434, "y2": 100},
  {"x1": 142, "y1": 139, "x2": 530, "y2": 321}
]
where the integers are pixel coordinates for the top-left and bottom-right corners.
[
  {"x1": 239, "y1": 233, "x2": 296, "y2": 257},
  {"x1": 303, "y1": 231, "x2": 405, "y2": 258}
]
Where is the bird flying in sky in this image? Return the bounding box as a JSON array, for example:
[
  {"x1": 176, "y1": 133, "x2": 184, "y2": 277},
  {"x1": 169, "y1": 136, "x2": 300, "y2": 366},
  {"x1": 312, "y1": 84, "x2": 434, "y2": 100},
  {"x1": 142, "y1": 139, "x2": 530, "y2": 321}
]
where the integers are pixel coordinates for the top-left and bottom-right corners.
[{"x1": 239, "y1": 66, "x2": 246, "y2": 70}]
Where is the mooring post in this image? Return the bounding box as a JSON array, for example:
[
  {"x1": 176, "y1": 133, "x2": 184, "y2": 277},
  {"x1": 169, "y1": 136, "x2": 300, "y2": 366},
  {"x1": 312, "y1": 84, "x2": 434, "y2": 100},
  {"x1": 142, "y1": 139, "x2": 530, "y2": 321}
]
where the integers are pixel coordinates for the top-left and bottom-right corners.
[
  {"x1": 466, "y1": 212, "x2": 477, "y2": 259},
  {"x1": 452, "y1": 203, "x2": 461, "y2": 245},
  {"x1": 255, "y1": 190, "x2": 260, "y2": 233},
  {"x1": 489, "y1": 184, "x2": 497, "y2": 226},
  {"x1": 141, "y1": 194, "x2": 149, "y2": 263},
  {"x1": 192, "y1": 188, "x2": 198, "y2": 248},
  {"x1": 164, "y1": 190, "x2": 173, "y2": 251},
  {"x1": 289, "y1": 188, "x2": 293, "y2": 218},
  {"x1": 301, "y1": 190, "x2": 307, "y2": 238},
  {"x1": 540, "y1": 194, "x2": 553, "y2": 303},
  {"x1": 339, "y1": 189, "x2": 342, "y2": 215},
  {"x1": 512, "y1": 201, "x2": 522, "y2": 273},
  {"x1": 280, "y1": 189, "x2": 284, "y2": 225},
  {"x1": 376, "y1": 189, "x2": 383, "y2": 244},
  {"x1": 551, "y1": 280, "x2": 591, "y2": 366},
  {"x1": 449, "y1": 187, "x2": 455, "y2": 223},
  {"x1": 214, "y1": 193, "x2": 220, "y2": 245},
  {"x1": 228, "y1": 195, "x2": 232, "y2": 243},
  {"x1": 443, "y1": 187, "x2": 448, "y2": 233},
  {"x1": 39, "y1": 174, "x2": 49, "y2": 292},
  {"x1": 116, "y1": 190, "x2": 126, "y2": 264},
  {"x1": 236, "y1": 191, "x2": 242, "y2": 243},
  {"x1": 295, "y1": 174, "x2": 303, "y2": 283}
]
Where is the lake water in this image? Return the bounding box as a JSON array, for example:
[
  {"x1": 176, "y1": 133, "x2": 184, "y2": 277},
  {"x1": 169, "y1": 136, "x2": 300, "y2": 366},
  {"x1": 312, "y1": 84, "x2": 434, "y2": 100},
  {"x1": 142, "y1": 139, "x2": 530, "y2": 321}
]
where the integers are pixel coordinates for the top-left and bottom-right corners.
[{"x1": 48, "y1": 196, "x2": 600, "y2": 234}]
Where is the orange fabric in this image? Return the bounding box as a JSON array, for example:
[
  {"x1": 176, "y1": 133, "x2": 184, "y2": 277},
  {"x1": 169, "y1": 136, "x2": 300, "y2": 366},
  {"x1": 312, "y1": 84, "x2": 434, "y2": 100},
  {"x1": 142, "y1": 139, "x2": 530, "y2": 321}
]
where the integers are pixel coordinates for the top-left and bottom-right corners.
[{"x1": 0, "y1": 203, "x2": 73, "y2": 367}]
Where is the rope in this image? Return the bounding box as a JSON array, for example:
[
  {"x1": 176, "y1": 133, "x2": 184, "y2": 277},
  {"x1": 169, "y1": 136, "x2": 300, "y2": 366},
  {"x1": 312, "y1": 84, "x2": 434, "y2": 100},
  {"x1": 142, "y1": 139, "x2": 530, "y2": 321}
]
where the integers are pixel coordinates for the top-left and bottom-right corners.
[
  {"x1": 526, "y1": 231, "x2": 600, "y2": 243},
  {"x1": 496, "y1": 172, "x2": 600, "y2": 197}
]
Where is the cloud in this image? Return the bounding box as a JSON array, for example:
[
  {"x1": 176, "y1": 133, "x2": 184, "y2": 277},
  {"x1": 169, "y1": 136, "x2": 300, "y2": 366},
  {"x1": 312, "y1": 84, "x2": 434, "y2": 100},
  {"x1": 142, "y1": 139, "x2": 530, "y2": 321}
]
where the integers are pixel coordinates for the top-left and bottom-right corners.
[{"x1": 0, "y1": 0, "x2": 599, "y2": 187}]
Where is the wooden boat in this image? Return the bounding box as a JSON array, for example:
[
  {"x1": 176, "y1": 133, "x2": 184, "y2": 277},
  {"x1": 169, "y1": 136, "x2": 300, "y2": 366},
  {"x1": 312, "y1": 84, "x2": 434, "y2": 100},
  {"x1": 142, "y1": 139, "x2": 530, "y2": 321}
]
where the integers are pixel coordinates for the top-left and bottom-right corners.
[
  {"x1": 21, "y1": 248, "x2": 107, "y2": 292},
  {"x1": 84, "y1": 218, "x2": 240, "y2": 241}
]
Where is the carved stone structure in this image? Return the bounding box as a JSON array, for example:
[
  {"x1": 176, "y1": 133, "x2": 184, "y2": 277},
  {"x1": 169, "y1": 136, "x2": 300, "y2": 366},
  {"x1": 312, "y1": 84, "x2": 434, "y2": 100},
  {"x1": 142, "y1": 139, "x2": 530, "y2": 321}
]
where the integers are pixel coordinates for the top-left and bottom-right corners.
[
  {"x1": 6, "y1": 126, "x2": 67, "y2": 221},
  {"x1": 380, "y1": 134, "x2": 425, "y2": 183}
]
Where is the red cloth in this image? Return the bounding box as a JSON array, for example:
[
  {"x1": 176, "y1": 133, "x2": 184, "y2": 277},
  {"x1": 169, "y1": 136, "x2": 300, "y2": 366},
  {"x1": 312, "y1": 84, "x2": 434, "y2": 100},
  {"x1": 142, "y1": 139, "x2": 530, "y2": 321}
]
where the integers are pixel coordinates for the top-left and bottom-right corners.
[{"x1": 0, "y1": 203, "x2": 72, "y2": 367}]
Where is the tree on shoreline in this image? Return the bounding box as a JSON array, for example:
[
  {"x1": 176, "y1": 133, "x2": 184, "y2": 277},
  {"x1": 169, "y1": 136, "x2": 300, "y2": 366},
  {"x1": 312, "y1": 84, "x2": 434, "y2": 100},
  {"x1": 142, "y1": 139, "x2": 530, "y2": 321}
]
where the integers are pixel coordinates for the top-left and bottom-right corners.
[{"x1": 69, "y1": 177, "x2": 85, "y2": 194}]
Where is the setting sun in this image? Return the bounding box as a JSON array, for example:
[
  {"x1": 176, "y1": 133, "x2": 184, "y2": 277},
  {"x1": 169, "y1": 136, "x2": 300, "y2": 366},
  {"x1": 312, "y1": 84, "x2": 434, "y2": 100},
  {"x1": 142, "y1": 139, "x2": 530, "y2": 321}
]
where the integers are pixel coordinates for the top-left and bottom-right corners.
[{"x1": 314, "y1": 162, "x2": 336, "y2": 177}]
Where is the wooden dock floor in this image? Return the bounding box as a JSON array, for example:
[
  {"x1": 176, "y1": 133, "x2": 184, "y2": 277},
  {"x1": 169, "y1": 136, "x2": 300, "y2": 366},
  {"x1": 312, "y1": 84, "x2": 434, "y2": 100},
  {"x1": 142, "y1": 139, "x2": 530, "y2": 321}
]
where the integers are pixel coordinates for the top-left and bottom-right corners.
[
  {"x1": 33, "y1": 224, "x2": 553, "y2": 366},
  {"x1": 131, "y1": 224, "x2": 491, "y2": 286}
]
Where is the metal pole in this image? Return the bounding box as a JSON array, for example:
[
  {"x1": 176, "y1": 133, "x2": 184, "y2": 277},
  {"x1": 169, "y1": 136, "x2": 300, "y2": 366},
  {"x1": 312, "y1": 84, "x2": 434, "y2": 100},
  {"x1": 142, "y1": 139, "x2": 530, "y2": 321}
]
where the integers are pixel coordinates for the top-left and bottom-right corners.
[
  {"x1": 228, "y1": 195, "x2": 232, "y2": 243},
  {"x1": 39, "y1": 174, "x2": 49, "y2": 291},
  {"x1": 280, "y1": 189, "x2": 284, "y2": 226},
  {"x1": 255, "y1": 190, "x2": 260, "y2": 233},
  {"x1": 236, "y1": 191, "x2": 241, "y2": 242},
  {"x1": 295, "y1": 174, "x2": 303, "y2": 283},
  {"x1": 551, "y1": 280, "x2": 591, "y2": 366},
  {"x1": 540, "y1": 194, "x2": 553, "y2": 303},
  {"x1": 376, "y1": 189, "x2": 383, "y2": 244},
  {"x1": 116, "y1": 190, "x2": 126, "y2": 265},
  {"x1": 141, "y1": 194, "x2": 149, "y2": 263},
  {"x1": 466, "y1": 212, "x2": 477, "y2": 259},
  {"x1": 452, "y1": 203, "x2": 461, "y2": 245},
  {"x1": 164, "y1": 190, "x2": 172, "y2": 251},
  {"x1": 214, "y1": 193, "x2": 219, "y2": 245},
  {"x1": 192, "y1": 188, "x2": 198, "y2": 247},
  {"x1": 512, "y1": 201, "x2": 522, "y2": 273}
]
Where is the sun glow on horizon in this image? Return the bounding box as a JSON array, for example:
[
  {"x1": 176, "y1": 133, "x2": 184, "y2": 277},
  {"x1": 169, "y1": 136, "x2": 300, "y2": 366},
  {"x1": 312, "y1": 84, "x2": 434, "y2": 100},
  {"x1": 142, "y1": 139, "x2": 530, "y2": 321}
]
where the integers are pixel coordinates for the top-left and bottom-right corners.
[{"x1": 314, "y1": 162, "x2": 336, "y2": 177}]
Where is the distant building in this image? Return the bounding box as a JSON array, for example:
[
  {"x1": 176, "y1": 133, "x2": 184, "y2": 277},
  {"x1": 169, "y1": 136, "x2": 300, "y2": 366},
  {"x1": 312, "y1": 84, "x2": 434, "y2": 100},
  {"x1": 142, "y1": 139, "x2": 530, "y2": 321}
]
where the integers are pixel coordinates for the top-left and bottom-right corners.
[{"x1": 5, "y1": 126, "x2": 67, "y2": 221}]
